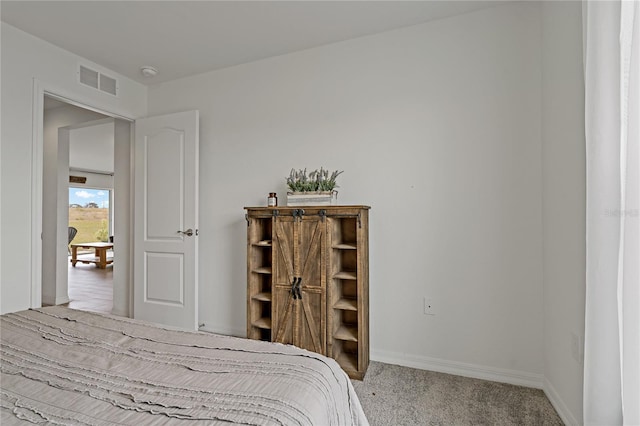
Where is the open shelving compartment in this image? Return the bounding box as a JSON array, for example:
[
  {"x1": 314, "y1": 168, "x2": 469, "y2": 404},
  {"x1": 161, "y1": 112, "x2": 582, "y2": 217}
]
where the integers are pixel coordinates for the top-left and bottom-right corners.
[
  {"x1": 329, "y1": 216, "x2": 365, "y2": 379},
  {"x1": 247, "y1": 216, "x2": 273, "y2": 342}
]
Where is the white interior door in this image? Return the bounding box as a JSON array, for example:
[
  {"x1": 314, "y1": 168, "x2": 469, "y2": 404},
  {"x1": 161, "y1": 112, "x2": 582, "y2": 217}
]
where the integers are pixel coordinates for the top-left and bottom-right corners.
[{"x1": 134, "y1": 110, "x2": 199, "y2": 330}]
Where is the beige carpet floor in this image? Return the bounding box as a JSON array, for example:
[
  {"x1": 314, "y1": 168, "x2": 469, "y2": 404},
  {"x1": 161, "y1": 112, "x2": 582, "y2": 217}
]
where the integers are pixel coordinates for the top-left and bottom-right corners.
[{"x1": 352, "y1": 362, "x2": 563, "y2": 425}]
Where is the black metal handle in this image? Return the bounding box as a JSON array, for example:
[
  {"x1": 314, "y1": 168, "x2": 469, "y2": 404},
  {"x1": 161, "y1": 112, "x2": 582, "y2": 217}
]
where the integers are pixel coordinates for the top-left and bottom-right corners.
[
  {"x1": 296, "y1": 277, "x2": 302, "y2": 300},
  {"x1": 290, "y1": 277, "x2": 302, "y2": 300},
  {"x1": 291, "y1": 277, "x2": 298, "y2": 299}
]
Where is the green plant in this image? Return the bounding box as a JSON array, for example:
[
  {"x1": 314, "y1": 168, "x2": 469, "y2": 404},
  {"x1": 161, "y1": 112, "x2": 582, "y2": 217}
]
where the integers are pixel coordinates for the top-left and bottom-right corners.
[
  {"x1": 286, "y1": 167, "x2": 343, "y2": 193},
  {"x1": 94, "y1": 219, "x2": 109, "y2": 242}
]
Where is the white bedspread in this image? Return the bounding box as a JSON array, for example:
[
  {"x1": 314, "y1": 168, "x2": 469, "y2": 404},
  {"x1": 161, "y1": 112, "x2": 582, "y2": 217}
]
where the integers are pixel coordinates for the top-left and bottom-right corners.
[{"x1": 0, "y1": 307, "x2": 368, "y2": 425}]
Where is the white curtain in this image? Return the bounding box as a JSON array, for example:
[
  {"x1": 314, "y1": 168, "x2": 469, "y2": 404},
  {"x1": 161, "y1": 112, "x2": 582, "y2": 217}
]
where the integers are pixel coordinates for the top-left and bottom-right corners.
[{"x1": 583, "y1": 1, "x2": 639, "y2": 425}]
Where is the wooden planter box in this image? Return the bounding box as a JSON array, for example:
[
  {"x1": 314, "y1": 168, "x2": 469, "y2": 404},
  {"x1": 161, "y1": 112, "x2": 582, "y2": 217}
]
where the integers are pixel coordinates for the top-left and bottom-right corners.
[{"x1": 286, "y1": 191, "x2": 336, "y2": 206}]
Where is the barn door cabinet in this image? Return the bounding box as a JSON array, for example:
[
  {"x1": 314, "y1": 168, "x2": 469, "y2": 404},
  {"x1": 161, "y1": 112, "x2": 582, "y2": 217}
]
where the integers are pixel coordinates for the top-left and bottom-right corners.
[{"x1": 245, "y1": 206, "x2": 370, "y2": 379}]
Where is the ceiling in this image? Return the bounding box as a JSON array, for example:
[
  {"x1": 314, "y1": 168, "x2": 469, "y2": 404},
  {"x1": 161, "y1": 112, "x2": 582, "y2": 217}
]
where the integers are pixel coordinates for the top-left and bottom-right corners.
[
  {"x1": 43, "y1": 96, "x2": 68, "y2": 110},
  {"x1": 2, "y1": 1, "x2": 503, "y2": 85}
]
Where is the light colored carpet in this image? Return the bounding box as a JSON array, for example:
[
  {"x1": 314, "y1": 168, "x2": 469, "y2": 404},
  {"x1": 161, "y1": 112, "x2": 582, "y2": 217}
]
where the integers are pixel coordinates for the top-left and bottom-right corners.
[{"x1": 352, "y1": 362, "x2": 563, "y2": 425}]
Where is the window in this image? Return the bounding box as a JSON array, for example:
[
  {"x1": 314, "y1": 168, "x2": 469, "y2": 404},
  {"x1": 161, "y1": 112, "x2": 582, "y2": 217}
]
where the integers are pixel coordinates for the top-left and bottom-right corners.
[{"x1": 69, "y1": 188, "x2": 111, "y2": 250}]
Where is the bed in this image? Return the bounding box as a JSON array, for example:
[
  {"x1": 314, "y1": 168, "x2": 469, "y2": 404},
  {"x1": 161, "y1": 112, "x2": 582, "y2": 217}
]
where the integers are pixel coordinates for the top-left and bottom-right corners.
[{"x1": 0, "y1": 307, "x2": 368, "y2": 425}]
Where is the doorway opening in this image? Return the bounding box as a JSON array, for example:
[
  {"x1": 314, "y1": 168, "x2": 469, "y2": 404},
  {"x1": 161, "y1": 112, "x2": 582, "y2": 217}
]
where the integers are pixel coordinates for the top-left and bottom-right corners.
[{"x1": 41, "y1": 95, "x2": 116, "y2": 314}]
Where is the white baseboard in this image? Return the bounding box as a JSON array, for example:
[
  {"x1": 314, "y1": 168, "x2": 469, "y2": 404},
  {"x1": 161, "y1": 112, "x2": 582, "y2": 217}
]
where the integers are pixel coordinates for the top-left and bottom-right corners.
[
  {"x1": 41, "y1": 296, "x2": 55, "y2": 306},
  {"x1": 41, "y1": 295, "x2": 69, "y2": 306},
  {"x1": 371, "y1": 349, "x2": 544, "y2": 389},
  {"x1": 199, "y1": 324, "x2": 245, "y2": 338},
  {"x1": 55, "y1": 296, "x2": 70, "y2": 305},
  {"x1": 543, "y1": 377, "x2": 579, "y2": 426},
  {"x1": 110, "y1": 309, "x2": 128, "y2": 317}
]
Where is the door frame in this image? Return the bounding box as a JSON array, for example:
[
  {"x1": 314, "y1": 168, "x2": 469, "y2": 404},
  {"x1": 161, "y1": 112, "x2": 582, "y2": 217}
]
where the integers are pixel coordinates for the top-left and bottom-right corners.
[{"x1": 31, "y1": 79, "x2": 135, "y2": 315}]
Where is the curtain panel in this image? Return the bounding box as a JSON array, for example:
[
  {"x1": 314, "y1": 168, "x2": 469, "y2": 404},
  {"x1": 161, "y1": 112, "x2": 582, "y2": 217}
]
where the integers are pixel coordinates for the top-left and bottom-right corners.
[{"x1": 583, "y1": 1, "x2": 639, "y2": 425}]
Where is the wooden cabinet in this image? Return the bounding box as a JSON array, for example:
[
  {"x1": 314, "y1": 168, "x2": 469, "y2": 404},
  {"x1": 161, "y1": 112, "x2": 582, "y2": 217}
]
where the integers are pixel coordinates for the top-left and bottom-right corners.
[{"x1": 245, "y1": 206, "x2": 370, "y2": 379}]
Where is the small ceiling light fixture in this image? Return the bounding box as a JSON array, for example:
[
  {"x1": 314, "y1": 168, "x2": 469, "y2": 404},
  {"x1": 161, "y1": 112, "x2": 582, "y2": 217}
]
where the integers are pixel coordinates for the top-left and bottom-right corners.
[{"x1": 140, "y1": 66, "x2": 158, "y2": 78}]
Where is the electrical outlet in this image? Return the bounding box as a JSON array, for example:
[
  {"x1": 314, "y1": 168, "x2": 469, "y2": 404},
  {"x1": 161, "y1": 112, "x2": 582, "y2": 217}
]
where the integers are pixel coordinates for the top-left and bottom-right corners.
[{"x1": 423, "y1": 297, "x2": 435, "y2": 315}]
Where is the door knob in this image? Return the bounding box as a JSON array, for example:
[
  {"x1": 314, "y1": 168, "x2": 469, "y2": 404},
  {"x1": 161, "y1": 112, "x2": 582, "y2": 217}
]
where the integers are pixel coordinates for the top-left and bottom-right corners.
[{"x1": 177, "y1": 228, "x2": 194, "y2": 236}]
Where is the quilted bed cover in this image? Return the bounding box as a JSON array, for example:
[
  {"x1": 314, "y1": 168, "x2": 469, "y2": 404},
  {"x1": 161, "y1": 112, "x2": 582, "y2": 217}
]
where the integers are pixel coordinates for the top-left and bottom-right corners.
[{"x1": 0, "y1": 307, "x2": 368, "y2": 425}]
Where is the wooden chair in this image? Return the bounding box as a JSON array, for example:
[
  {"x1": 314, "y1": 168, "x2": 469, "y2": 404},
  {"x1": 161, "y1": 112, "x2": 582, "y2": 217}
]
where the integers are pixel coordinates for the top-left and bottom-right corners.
[{"x1": 68, "y1": 227, "x2": 78, "y2": 255}]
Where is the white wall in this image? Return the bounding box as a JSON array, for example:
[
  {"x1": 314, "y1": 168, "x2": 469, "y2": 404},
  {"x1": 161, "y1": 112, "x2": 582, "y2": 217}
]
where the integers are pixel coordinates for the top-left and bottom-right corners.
[
  {"x1": 69, "y1": 121, "x2": 115, "y2": 174},
  {"x1": 0, "y1": 22, "x2": 146, "y2": 313},
  {"x1": 42, "y1": 104, "x2": 108, "y2": 306},
  {"x1": 148, "y1": 2, "x2": 544, "y2": 384},
  {"x1": 111, "y1": 119, "x2": 133, "y2": 317},
  {"x1": 541, "y1": 2, "x2": 585, "y2": 424}
]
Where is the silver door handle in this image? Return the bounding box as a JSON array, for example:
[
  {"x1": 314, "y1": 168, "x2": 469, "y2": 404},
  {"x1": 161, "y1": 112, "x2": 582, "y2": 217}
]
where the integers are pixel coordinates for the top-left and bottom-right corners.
[{"x1": 177, "y1": 228, "x2": 194, "y2": 236}]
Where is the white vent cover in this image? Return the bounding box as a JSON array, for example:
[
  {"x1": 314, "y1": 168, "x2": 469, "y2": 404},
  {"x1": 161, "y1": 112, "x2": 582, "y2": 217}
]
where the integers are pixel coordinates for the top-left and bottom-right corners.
[
  {"x1": 78, "y1": 65, "x2": 118, "y2": 96},
  {"x1": 79, "y1": 65, "x2": 99, "y2": 88},
  {"x1": 99, "y1": 74, "x2": 117, "y2": 96}
]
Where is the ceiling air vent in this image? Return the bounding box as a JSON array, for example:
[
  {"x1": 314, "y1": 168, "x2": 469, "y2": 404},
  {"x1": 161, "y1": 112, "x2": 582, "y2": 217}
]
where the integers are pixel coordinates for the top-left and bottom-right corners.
[{"x1": 78, "y1": 65, "x2": 118, "y2": 96}]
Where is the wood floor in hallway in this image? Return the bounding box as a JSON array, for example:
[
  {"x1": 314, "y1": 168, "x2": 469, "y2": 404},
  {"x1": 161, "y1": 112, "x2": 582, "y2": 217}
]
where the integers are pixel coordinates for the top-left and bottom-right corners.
[{"x1": 66, "y1": 260, "x2": 113, "y2": 314}]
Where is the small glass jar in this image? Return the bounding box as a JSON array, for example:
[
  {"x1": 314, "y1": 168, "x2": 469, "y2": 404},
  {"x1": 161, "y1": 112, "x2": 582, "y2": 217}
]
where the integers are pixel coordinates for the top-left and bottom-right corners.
[{"x1": 268, "y1": 192, "x2": 278, "y2": 207}]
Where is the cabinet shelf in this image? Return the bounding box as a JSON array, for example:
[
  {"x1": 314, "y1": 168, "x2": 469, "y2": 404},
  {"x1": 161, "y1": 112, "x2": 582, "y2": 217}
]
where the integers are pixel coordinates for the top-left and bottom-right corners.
[
  {"x1": 334, "y1": 325, "x2": 358, "y2": 342},
  {"x1": 333, "y1": 298, "x2": 357, "y2": 311},
  {"x1": 333, "y1": 271, "x2": 357, "y2": 280},
  {"x1": 336, "y1": 351, "x2": 358, "y2": 372},
  {"x1": 333, "y1": 243, "x2": 357, "y2": 250},
  {"x1": 252, "y1": 318, "x2": 272, "y2": 329},
  {"x1": 252, "y1": 292, "x2": 272, "y2": 302},
  {"x1": 252, "y1": 267, "x2": 272, "y2": 275}
]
